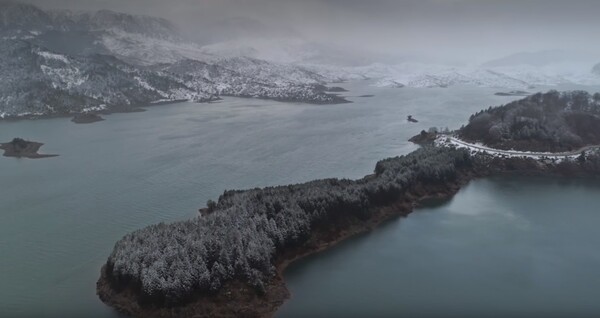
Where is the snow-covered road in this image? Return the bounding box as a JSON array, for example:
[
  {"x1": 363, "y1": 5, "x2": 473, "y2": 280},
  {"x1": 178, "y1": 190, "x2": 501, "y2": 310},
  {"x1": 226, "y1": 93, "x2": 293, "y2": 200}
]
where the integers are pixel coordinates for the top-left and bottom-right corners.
[{"x1": 436, "y1": 136, "x2": 600, "y2": 160}]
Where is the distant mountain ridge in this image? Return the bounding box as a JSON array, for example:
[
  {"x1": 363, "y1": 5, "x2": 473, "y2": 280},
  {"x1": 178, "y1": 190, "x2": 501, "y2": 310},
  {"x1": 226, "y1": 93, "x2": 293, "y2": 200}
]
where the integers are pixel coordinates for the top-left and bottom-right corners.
[
  {"x1": 330, "y1": 61, "x2": 600, "y2": 90},
  {"x1": 1, "y1": 0, "x2": 193, "y2": 64},
  {"x1": 0, "y1": 1, "x2": 52, "y2": 30},
  {"x1": 0, "y1": 1, "x2": 180, "y2": 41}
]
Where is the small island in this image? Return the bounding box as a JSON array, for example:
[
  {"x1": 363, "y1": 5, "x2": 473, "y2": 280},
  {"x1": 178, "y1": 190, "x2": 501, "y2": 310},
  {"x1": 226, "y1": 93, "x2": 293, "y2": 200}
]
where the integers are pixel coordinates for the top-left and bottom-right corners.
[
  {"x1": 0, "y1": 138, "x2": 58, "y2": 159},
  {"x1": 72, "y1": 113, "x2": 105, "y2": 124},
  {"x1": 325, "y1": 86, "x2": 349, "y2": 93},
  {"x1": 97, "y1": 90, "x2": 600, "y2": 318},
  {"x1": 494, "y1": 90, "x2": 531, "y2": 96}
]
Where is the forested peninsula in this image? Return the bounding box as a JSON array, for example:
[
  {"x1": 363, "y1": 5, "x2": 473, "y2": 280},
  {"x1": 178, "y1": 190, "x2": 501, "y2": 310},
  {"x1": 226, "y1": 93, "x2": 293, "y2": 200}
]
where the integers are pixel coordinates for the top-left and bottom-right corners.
[{"x1": 97, "y1": 91, "x2": 600, "y2": 318}]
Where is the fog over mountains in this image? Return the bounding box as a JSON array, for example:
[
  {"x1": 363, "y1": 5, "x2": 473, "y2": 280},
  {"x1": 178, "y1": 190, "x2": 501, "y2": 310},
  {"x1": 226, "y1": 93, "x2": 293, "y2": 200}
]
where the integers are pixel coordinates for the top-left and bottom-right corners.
[
  {"x1": 23, "y1": 0, "x2": 600, "y2": 59},
  {"x1": 0, "y1": 1, "x2": 349, "y2": 117},
  {"x1": 1, "y1": 0, "x2": 600, "y2": 117}
]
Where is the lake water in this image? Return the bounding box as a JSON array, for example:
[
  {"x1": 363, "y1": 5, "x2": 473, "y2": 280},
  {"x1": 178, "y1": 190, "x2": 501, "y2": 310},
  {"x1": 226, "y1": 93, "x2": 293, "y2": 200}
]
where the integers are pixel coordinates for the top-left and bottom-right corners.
[
  {"x1": 277, "y1": 176, "x2": 600, "y2": 317},
  {"x1": 1, "y1": 82, "x2": 599, "y2": 317}
]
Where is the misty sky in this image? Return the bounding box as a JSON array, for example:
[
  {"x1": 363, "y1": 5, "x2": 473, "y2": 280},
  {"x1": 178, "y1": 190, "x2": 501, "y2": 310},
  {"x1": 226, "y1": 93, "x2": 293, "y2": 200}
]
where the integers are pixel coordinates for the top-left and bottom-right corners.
[{"x1": 25, "y1": 0, "x2": 600, "y2": 63}]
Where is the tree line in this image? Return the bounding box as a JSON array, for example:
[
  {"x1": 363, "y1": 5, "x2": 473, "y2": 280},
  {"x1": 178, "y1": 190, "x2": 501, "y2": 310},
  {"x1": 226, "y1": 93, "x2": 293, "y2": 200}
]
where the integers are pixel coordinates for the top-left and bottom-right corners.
[{"x1": 460, "y1": 90, "x2": 600, "y2": 152}]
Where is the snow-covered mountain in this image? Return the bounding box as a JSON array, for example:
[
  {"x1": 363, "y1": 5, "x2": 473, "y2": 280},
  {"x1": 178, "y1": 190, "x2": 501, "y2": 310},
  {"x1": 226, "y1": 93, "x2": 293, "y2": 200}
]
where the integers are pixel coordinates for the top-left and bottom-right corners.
[
  {"x1": 304, "y1": 63, "x2": 532, "y2": 89},
  {"x1": 199, "y1": 40, "x2": 600, "y2": 89},
  {"x1": 0, "y1": 39, "x2": 216, "y2": 118},
  {"x1": 2, "y1": 1, "x2": 598, "y2": 119},
  {"x1": 154, "y1": 58, "x2": 346, "y2": 104},
  {"x1": 297, "y1": 49, "x2": 600, "y2": 90},
  {"x1": 0, "y1": 1, "x2": 347, "y2": 118},
  {"x1": 0, "y1": 38, "x2": 344, "y2": 118},
  {"x1": 307, "y1": 61, "x2": 600, "y2": 90}
]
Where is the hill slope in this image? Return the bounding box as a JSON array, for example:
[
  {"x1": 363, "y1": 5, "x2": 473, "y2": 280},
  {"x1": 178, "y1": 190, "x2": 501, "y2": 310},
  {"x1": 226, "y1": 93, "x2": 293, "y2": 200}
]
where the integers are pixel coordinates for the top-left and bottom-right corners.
[
  {"x1": 0, "y1": 2, "x2": 348, "y2": 118},
  {"x1": 458, "y1": 90, "x2": 600, "y2": 152},
  {"x1": 0, "y1": 39, "x2": 214, "y2": 118}
]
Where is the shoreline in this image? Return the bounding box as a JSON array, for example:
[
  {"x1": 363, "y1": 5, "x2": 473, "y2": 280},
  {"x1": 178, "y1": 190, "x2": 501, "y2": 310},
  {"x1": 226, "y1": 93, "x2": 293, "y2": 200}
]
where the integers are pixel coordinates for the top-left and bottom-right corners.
[
  {"x1": 0, "y1": 93, "x2": 352, "y2": 123},
  {"x1": 0, "y1": 100, "x2": 187, "y2": 123}
]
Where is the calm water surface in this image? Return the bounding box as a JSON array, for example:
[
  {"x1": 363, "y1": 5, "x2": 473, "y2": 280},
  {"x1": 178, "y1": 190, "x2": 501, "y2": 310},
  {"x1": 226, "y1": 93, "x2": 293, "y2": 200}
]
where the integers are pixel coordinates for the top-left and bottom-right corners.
[
  {"x1": 277, "y1": 177, "x2": 600, "y2": 317},
  {"x1": 0, "y1": 82, "x2": 598, "y2": 317}
]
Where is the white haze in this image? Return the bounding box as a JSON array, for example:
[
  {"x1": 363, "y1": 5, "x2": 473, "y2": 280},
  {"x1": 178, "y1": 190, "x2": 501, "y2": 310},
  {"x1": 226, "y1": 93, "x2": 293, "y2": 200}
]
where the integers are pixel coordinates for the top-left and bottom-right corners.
[{"x1": 24, "y1": 0, "x2": 600, "y2": 66}]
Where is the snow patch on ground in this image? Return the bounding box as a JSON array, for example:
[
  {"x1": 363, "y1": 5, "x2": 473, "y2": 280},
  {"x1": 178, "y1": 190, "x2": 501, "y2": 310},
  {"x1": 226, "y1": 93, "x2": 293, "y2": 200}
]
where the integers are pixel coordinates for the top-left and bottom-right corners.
[
  {"x1": 37, "y1": 51, "x2": 70, "y2": 64},
  {"x1": 81, "y1": 104, "x2": 107, "y2": 113},
  {"x1": 134, "y1": 76, "x2": 156, "y2": 91}
]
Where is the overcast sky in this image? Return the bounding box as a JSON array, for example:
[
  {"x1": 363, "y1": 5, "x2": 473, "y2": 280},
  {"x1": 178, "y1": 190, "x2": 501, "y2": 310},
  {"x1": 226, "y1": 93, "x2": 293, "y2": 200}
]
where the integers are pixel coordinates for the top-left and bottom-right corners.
[{"x1": 26, "y1": 0, "x2": 600, "y2": 63}]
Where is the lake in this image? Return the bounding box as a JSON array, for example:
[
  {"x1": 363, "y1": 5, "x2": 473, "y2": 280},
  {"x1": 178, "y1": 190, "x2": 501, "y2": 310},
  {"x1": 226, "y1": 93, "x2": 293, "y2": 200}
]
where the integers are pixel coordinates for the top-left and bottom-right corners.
[
  {"x1": 1, "y1": 82, "x2": 599, "y2": 317},
  {"x1": 276, "y1": 176, "x2": 600, "y2": 317}
]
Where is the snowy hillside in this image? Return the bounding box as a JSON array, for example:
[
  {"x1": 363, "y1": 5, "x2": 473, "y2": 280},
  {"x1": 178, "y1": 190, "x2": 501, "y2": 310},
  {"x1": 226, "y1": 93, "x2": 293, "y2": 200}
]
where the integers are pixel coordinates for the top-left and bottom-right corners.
[
  {"x1": 0, "y1": 39, "x2": 216, "y2": 118},
  {"x1": 0, "y1": 1, "x2": 349, "y2": 118},
  {"x1": 156, "y1": 59, "x2": 346, "y2": 104},
  {"x1": 0, "y1": 38, "x2": 346, "y2": 118}
]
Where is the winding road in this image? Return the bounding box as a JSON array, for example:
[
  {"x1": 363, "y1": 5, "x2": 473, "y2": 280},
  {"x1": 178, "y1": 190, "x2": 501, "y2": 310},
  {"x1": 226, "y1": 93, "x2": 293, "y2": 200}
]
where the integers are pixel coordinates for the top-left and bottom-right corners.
[{"x1": 438, "y1": 136, "x2": 600, "y2": 159}]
